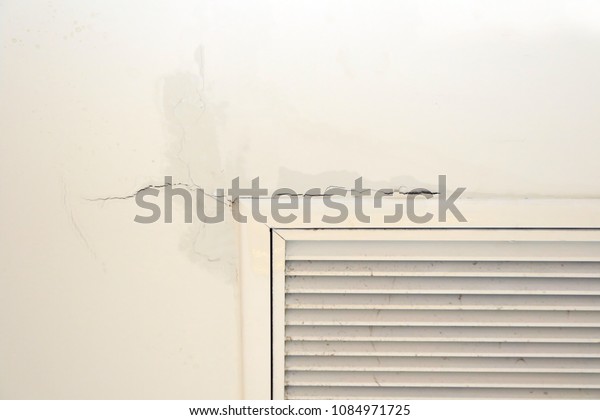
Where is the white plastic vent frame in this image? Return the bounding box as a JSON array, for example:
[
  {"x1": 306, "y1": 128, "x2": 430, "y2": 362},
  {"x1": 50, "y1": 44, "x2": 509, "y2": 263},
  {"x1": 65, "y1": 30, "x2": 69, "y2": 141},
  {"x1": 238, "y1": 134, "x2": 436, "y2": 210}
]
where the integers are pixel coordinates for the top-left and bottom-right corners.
[{"x1": 237, "y1": 197, "x2": 600, "y2": 399}]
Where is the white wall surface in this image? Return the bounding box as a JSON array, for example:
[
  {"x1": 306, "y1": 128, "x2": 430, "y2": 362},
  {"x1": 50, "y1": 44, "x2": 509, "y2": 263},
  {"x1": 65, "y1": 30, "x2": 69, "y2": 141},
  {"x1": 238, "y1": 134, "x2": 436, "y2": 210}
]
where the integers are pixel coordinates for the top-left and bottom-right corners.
[{"x1": 1, "y1": 0, "x2": 600, "y2": 398}]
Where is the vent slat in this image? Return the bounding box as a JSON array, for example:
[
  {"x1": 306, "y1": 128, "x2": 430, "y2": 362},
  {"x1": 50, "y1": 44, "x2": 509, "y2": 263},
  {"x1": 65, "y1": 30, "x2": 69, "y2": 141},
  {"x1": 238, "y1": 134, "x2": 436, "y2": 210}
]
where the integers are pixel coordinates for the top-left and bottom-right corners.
[
  {"x1": 285, "y1": 294, "x2": 600, "y2": 311},
  {"x1": 286, "y1": 309, "x2": 600, "y2": 327},
  {"x1": 285, "y1": 356, "x2": 600, "y2": 373},
  {"x1": 286, "y1": 276, "x2": 600, "y2": 295},
  {"x1": 285, "y1": 386, "x2": 600, "y2": 400},
  {"x1": 286, "y1": 260, "x2": 600, "y2": 278},
  {"x1": 285, "y1": 371, "x2": 600, "y2": 388},
  {"x1": 286, "y1": 239, "x2": 600, "y2": 262},
  {"x1": 285, "y1": 326, "x2": 600, "y2": 343},
  {"x1": 285, "y1": 341, "x2": 600, "y2": 358}
]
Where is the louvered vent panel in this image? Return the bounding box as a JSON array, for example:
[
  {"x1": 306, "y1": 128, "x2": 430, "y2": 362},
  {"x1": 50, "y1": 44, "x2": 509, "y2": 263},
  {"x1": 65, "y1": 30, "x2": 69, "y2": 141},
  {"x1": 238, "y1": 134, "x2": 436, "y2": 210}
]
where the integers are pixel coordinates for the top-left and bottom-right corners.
[{"x1": 274, "y1": 230, "x2": 600, "y2": 399}]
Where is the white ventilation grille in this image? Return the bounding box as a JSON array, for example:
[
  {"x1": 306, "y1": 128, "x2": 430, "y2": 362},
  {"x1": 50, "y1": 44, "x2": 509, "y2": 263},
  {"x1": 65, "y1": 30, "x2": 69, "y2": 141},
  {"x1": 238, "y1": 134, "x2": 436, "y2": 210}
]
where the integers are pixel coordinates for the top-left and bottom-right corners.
[{"x1": 272, "y1": 229, "x2": 600, "y2": 399}]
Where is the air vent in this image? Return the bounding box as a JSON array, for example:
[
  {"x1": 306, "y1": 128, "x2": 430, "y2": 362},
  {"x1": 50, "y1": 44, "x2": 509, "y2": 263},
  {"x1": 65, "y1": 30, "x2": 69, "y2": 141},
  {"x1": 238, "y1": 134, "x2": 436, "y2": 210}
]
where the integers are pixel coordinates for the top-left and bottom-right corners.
[{"x1": 271, "y1": 229, "x2": 600, "y2": 399}]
